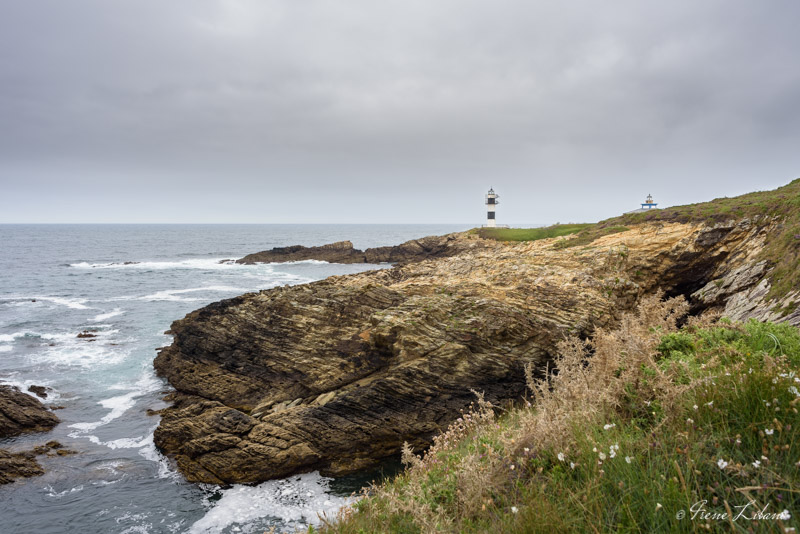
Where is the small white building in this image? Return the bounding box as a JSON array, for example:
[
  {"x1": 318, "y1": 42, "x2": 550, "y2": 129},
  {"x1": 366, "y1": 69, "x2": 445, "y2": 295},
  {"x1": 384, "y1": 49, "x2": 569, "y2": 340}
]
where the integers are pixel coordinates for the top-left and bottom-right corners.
[{"x1": 625, "y1": 194, "x2": 659, "y2": 214}]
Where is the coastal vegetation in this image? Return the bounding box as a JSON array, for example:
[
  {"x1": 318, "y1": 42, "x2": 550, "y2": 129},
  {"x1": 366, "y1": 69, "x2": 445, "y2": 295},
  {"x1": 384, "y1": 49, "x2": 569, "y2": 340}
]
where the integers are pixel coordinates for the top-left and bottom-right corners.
[
  {"x1": 473, "y1": 224, "x2": 591, "y2": 242},
  {"x1": 320, "y1": 295, "x2": 800, "y2": 533},
  {"x1": 568, "y1": 178, "x2": 800, "y2": 300}
]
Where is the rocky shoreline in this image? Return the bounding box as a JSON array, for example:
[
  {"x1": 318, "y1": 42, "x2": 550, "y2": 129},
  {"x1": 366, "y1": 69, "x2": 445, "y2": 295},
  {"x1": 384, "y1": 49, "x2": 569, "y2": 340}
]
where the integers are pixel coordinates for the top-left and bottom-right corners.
[
  {"x1": 153, "y1": 217, "x2": 797, "y2": 485},
  {"x1": 234, "y1": 234, "x2": 489, "y2": 265},
  {"x1": 0, "y1": 385, "x2": 66, "y2": 484}
]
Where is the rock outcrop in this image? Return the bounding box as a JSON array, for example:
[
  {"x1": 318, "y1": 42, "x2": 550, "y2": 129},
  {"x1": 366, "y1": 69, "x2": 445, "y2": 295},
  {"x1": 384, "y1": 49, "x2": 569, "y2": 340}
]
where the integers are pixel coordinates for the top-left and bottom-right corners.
[
  {"x1": 0, "y1": 385, "x2": 60, "y2": 438},
  {"x1": 154, "y1": 216, "x2": 791, "y2": 485},
  {"x1": 235, "y1": 234, "x2": 489, "y2": 265},
  {"x1": 0, "y1": 442, "x2": 76, "y2": 485}
]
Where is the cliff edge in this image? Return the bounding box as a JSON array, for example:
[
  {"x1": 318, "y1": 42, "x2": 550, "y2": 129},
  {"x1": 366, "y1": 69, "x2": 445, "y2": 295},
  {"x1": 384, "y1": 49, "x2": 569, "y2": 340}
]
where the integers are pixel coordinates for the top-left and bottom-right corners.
[{"x1": 153, "y1": 181, "x2": 800, "y2": 484}]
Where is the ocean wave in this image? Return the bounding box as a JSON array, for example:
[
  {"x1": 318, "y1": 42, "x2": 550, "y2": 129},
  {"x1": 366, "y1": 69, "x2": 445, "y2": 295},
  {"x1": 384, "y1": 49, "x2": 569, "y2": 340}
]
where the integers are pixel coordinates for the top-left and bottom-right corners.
[
  {"x1": 70, "y1": 369, "x2": 161, "y2": 432},
  {"x1": 108, "y1": 285, "x2": 251, "y2": 303},
  {"x1": 71, "y1": 258, "x2": 248, "y2": 271},
  {"x1": 0, "y1": 296, "x2": 90, "y2": 310},
  {"x1": 44, "y1": 485, "x2": 85, "y2": 498},
  {"x1": 69, "y1": 390, "x2": 140, "y2": 432},
  {"x1": 0, "y1": 377, "x2": 62, "y2": 402},
  {"x1": 188, "y1": 472, "x2": 355, "y2": 534},
  {"x1": 91, "y1": 308, "x2": 125, "y2": 322}
]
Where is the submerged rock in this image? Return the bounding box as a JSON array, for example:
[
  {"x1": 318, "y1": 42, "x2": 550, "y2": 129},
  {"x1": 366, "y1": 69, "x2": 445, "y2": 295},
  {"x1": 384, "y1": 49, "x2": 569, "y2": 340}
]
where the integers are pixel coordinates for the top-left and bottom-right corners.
[
  {"x1": 0, "y1": 450, "x2": 43, "y2": 484},
  {"x1": 27, "y1": 385, "x2": 49, "y2": 399},
  {"x1": 154, "y1": 219, "x2": 787, "y2": 485},
  {"x1": 0, "y1": 441, "x2": 77, "y2": 485}
]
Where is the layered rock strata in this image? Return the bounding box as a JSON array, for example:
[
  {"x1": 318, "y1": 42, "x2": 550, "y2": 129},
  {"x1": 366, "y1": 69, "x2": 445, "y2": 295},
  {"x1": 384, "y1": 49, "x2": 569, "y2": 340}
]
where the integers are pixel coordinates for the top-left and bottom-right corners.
[{"x1": 154, "y1": 217, "x2": 790, "y2": 485}]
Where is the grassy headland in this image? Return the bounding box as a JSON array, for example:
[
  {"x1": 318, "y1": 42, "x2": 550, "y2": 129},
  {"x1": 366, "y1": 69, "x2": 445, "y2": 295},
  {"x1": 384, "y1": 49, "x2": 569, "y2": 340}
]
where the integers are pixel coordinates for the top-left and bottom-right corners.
[
  {"x1": 473, "y1": 224, "x2": 591, "y2": 242},
  {"x1": 320, "y1": 295, "x2": 800, "y2": 533},
  {"x1": 479, "y1": 179, "x2": 800, "y2": 301}
]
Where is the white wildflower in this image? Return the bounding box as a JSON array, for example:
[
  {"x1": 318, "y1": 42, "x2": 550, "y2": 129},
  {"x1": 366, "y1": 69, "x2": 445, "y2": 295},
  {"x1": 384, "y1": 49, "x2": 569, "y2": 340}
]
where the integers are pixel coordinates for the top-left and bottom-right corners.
[
  {"x1": 523, "y1": 447, "x2": 530, "y2": 453},
  {"x1": 686, "y1": 418, "x2": 694, "y2": 424},
  {"x1": 656, "y1": 503, "x2": 663, "y2": 511},
  {"x1": 765, "y1": 428, "x2": 774, "y2": 436},
  {"x1": 779, "y1": 509, "x2": 791, "y2": 521},
  {"x1": 557, "y1": 452, "x2": 565, "y2": 462},
  {"x1": 625, "y1": 456, "x2": 633, "y2": 464},
  {"x1": 603, "y1": 423, "x2": 616, "y2": 430},
  {"x1": 752, "y1": 460, "x2": 761, "y2": 468},
  {"x1": 717, "y1": 458, "x2": 728, "y2": 469},
  {"x1": 693, "y1": 405, "x2": 699, "y2": 411},
  {"x1": 706, "y1": 401, "x2": 713, "y2": 407},
  {"x1": 570, "y1": 462, "x2": 576, "y2": 470},
  {"x1": 598, "y1": 452, "x2": 607, "y2": 461},
  {"x1": 511, "y1": 506, "x2": 518, "y2": 514}
]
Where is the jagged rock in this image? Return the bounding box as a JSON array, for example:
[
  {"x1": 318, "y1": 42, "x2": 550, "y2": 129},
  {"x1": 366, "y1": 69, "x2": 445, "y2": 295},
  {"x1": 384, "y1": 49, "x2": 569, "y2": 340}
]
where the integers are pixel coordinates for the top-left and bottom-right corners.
[
  {"x1": 77, "y1": 331, "x2": 97, "y2": 339},
  {"x1": 0, "y1": 385, "x2": 60, "y2": 438},
  {"x1": 154, "y1": 218, "x2": 791, "y2": 485},
  {"x1": 236, "y1": 241, "x2": 367, "y2": 264},
  {"x1": 27, "y1": 385, "x2": 49, "y2": 399},
  {"x1": 235, "y1": 234, "x2": 489, "y2": 266}
]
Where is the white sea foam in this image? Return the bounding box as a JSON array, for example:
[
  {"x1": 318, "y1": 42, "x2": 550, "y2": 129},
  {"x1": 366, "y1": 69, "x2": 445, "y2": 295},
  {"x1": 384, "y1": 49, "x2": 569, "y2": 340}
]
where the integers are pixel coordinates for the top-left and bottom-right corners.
[
  {"x1": 91, "y1": 308, "x2": 125, "y2": 322},
  {"x1": 0, "y1": 332, "x2": 22, "y2": 343},
  {"x1": 0, "y1": 345, "x2": 12, "y2": 352},
  {"x1": 71, "y1": 258, "x2": 247, "y2": 271},
  {"x1": 188, "y1": 472, "x2": 355, "y2": 534},
  {"x1": 70, "y1": 390, "x2": 140, "y2": 432},
  {"x1": 138, "y1": 433, "x2": 179, "y2": 480},
  {"x1": 109, "y1": 285, "x2": 251, "y2": 303},
  {"x1": 33, "y1": 328, "x2": 131, "y2": 369},
  {"x1": 0, "y1": 296, "x2": 91, "y2": 310},
  {"x1": 45, "y1": 485, "x2": 85, "y2": 498},
  {"x1": 0, "y1": 377, "x2": 62, "y2": 402}
]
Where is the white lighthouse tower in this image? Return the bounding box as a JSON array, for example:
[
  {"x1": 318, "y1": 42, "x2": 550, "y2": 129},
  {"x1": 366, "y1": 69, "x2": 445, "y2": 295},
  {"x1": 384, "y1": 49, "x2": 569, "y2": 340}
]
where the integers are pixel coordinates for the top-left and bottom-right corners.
[{"x1": 485, "y1": 188, "x2": 499, "y2": 227}]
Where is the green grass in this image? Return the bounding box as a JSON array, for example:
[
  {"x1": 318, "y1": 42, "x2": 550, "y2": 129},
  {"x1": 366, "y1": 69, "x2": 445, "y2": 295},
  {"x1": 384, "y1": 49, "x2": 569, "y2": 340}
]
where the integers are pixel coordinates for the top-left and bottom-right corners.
[
  {"x1": 473, "y1": 224, "x2": 592, "y2": 242},
  {"x1": 320, "y1": 314, "x2": 800, "y2": 533}
]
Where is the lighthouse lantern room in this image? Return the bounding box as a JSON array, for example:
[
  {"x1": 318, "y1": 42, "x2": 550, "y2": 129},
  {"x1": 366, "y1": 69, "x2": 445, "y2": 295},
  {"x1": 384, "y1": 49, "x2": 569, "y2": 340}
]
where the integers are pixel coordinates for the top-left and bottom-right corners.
[{"x1": 485, "y1": 188, "x2": 499, "y2": 227}]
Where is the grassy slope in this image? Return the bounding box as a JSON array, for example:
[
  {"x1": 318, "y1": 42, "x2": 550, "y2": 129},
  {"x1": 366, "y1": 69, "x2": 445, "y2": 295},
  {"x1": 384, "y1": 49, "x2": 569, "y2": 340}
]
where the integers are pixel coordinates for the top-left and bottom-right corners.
[
  {"x1": 473, "y1": 224, "x2": 592, "y2": 242},
  {"x1": 320, "y1": 297, "x2": 800, "y2": 533}
]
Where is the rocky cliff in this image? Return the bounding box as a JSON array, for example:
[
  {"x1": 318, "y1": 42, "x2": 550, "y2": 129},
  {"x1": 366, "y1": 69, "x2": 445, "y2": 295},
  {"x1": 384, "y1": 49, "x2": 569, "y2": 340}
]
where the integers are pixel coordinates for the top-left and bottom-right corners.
[{"x1": 153, "y1": 207, "x2": 797, "y2": 484}]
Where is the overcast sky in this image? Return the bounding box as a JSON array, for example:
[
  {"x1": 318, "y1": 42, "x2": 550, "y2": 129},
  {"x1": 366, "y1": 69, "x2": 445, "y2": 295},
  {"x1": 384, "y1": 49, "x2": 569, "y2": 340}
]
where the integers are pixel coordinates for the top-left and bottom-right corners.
[{"x1": 1, "y1": 1, "x2": 798, "y2": 224}]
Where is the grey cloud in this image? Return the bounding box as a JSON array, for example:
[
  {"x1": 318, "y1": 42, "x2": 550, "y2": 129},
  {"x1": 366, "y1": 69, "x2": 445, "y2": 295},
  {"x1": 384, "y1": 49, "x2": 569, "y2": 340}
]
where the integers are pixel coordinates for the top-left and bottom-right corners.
[{"x1": 0, "y1": 0, "x2": 798, "y2": 223}]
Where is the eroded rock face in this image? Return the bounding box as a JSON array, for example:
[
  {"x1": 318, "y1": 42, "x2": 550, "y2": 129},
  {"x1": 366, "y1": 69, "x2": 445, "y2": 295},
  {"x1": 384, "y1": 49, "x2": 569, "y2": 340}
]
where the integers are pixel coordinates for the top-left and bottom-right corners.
[
  {"x1": 154, "y1": 219, "x2": 790, "y2": 484},
  {"x1": 0, "y1": 385, "x2": 60, "y2": 438}
]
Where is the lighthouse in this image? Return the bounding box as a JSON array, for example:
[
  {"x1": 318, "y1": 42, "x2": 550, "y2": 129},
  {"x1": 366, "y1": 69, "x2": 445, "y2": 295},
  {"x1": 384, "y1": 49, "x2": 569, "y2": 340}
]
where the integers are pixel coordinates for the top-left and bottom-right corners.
[
  {"x1": 624, "y1": 193, "x2": 660, "y2": 214},
  {"x1": 485, "y1": 188, "x2": 499, "y2": 227},
  {"x1": 641, "y1": 194, "x2": 658, "y2": 210}
]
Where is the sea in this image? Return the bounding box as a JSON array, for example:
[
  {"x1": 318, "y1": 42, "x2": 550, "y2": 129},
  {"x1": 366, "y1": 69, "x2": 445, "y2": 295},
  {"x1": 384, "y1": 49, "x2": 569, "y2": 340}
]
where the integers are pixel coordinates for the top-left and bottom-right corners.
[{"x1": 0, "y1": 224, "x2": 471, "y2": 534}]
